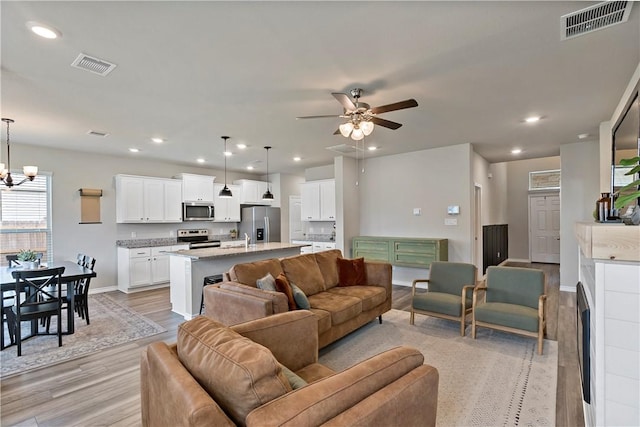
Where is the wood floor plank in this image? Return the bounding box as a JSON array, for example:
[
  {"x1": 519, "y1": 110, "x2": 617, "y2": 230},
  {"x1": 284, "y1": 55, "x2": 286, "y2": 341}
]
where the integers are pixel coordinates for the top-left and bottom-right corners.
[{"x1": 1, "y1": 273, "x2": 584, "y2": 427}]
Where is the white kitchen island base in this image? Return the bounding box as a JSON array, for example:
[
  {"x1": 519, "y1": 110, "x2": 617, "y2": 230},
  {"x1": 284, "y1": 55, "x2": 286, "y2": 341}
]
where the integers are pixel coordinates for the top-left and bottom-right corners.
[{"x1": 169, "y1": 243, "x2": 303, "y2": 320}]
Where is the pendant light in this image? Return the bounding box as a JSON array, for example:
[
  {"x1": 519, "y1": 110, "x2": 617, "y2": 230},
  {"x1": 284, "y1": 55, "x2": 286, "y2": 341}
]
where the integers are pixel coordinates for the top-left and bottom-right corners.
[
  {"x1": 262, "y1": 146, "x2": 274, "y2": 200},
  {"x1": 1, "y1": 118, "x2": 38, "y2": 188},
  {"x1": 218, "y1": 136, "x2": 233, "y2": 198}
]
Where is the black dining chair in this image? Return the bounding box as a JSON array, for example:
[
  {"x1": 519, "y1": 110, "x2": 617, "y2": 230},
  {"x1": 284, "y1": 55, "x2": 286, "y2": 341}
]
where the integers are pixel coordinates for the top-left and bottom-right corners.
[
  {"x1": 11, "y1": 266, "x2": 66, "y2": 356},
  {"x1": 74, "y1": 256, "x2": 96, "y2": 325}
]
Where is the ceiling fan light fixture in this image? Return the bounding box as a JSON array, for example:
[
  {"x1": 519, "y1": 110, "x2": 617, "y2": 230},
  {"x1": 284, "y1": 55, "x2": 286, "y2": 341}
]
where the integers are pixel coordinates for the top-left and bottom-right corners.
[
  {"x1": 360, "y1": 120, "x2": 374, "y2": 136},
  {"x1": 339, "y1": 122, "x2": 354, "y2": 137},
  {"x1": 351, "y1": 127, "x2": 364, "y2": 141}
]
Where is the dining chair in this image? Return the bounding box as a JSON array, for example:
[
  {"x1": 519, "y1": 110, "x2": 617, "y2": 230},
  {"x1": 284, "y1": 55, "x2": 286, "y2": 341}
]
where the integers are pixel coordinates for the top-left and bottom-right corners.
[
  {"x1": 77, "y1": 253, "x2": 86, "y2": 266},
  {"x1": 472, "y1": 266, "x2": 547, "y2": 355},
  {"x1": 11, "y1": 266, "x2": 66, "y2": 356},
  {"x1": 74, "y1": 256, "x2": 96, "y2": 325},
  {"x1": 410, "y1": 261, "x2": 478, "y2": 336}
]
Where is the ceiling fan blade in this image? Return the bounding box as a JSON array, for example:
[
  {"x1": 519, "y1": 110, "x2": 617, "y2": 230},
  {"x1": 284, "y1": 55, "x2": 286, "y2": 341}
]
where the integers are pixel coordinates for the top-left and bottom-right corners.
[
  {"x1": 332, "y1": 93, "x2": 357, "y2": 111},
  {"x1": 296, "y1": 115, "x2": 342, "y2": 120},
  {"x1": 371, "y1": 116, "x2": 403, "y2": 130},
  {"x1": 333, "y1": 129, "x2": 341, "y2": 135},
  {"x1": 370, "y1": 99, "x2": 418, "y2": 115}
]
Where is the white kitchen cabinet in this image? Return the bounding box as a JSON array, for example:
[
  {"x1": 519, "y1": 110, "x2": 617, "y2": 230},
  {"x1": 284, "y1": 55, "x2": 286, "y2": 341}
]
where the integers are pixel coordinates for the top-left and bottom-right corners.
[
  {"x1": 164, "y1": 180, "x2": 184, "y2": 222},
  {"x1": 292, "y1": 240, "x2": 335, "y2": 254},
  {"x1": 301, "y1": 179, "x2": 335, "y2": 221},
  {"x1": 213, "y1": 183, "x2": 241, "y2": 222},
  {"x1": 319, "y1": 180, "x2": 336, "y2": 220},
  {"x1": 177, "y1": 173, "x2": 215, "y2": 202},
  {"x1": 234, "y1": 179, "x2": 272, "y2": 205},
  {"x1": 115, "y1": 175, "x2": 183, "y2": 223},
  {"x1": 117, "y1": 245, "x2": 176, "y2": 292}
]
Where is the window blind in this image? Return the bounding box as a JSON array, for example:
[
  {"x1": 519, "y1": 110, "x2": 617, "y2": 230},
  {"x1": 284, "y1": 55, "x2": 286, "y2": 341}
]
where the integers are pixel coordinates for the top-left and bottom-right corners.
[{"x1": 0, "y1": 172, "x2": 53, "y2": 265}]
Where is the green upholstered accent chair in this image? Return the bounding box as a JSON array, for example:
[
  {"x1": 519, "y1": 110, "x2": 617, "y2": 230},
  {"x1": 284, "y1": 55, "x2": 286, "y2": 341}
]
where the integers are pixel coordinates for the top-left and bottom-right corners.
[
  {"x1": 410, "y1": 261, "x2": 478, "y2": 336},
  {"x1": 472, "y1": 266, "x2": 547, "y2": 355}
]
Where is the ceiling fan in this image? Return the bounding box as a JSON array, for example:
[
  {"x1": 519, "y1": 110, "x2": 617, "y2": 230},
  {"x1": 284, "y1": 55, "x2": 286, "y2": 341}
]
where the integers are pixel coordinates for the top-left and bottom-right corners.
[{"x1": 296, "y1": 88, "x2": 418, "y2": 140}]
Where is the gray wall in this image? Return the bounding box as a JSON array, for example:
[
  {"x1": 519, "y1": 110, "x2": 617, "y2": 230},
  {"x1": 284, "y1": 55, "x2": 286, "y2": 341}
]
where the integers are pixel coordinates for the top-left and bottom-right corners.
[
  {"x1": 10, "y1": 144, "x2": 269, "y2": 291},
  {"x1": 560, "y1": 140, "x2": 599, "y2": 290},
  {"x1": 358, "y1": 143, "x2": 474, "y2": 263},
  {"x1": 504, "y1": 156, "x2": 561, "y2": 260},
  {"x1": 275, "y1": 173, "x2": 305, "y2": 243}
]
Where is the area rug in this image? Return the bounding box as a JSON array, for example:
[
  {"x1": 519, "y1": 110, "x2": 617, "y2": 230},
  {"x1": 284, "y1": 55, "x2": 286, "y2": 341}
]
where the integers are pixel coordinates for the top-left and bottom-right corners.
[
  {"x1": 319, "y1": 309, "x2": 557, "y2": 427},
  {"x1": 0, "y1": 293, "x2": 166, "y2": 378}
]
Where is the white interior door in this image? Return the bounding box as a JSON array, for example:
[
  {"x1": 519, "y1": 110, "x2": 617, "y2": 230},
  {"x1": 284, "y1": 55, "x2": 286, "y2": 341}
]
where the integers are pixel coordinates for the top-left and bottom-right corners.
[{"x1": 529, "y1": 194, "x2": 560, "y2": 263}]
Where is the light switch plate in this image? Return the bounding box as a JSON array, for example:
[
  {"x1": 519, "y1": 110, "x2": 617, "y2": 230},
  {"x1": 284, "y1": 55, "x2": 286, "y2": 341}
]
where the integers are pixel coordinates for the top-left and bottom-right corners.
[
  {"x1": 447, "y1": 205, "x2": 460, "y2": 215},
  {"x1": 444, "y1": 218, "x2": 457, "y2": 226},
  {"x1": 413, "y1": 208, "x2": 421, "y2": 216}
]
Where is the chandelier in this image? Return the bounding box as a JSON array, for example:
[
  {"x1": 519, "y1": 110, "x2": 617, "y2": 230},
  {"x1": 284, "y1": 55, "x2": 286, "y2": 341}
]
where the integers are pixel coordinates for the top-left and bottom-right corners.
[{"x1": 1, "y1": 118, "x2": 38, "y2": 188}]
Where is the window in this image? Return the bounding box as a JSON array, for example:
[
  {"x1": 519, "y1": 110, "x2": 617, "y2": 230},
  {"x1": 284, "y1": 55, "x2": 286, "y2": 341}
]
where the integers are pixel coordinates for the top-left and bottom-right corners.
[
  {"x1": 529, "y1": 169, "x2": 561, "y2": 191},
  {"x1": 0, "y1": 172, "x2": 52, "y2": 266}
]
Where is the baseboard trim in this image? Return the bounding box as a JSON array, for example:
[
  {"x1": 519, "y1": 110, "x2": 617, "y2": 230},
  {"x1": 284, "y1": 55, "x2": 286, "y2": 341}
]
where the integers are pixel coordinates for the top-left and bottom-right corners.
[
  {"x1": 503, "y1": 258, "x2": 532, "y2": 264},
  {"x1": 88, "y1": 286, "x2": 118, "y2": 294},
  {"x1": 560, "y1": 285, "x2": 576, "y2": 293}
]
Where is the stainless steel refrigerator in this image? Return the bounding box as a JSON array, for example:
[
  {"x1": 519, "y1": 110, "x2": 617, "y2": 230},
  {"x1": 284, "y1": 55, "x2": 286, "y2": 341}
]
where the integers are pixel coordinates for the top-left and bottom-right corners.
[{"x1": 239, "y1": 206, "x2": 281, "y2": 243}]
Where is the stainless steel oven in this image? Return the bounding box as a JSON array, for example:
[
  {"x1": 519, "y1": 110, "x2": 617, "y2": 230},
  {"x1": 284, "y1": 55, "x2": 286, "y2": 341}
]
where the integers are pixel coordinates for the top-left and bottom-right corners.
[{"x1": 182, "y1": 202, "x2": 214, "y2": 221}]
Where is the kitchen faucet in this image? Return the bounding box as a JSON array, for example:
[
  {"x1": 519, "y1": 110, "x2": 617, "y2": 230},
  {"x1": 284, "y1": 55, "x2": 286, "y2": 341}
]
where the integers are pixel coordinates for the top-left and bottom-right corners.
[{"x1": 244, "y1": 233, "x2": 250, "y2": 248}]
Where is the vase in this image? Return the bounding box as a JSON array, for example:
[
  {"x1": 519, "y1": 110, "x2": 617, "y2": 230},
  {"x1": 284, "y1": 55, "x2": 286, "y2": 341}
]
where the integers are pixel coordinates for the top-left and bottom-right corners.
[
  {"x1": 596, "y1": 193, "x2": 611, "y2": 222},
  {"x1": 22, "y1": 261, "x2": 38, "y2": 270}
]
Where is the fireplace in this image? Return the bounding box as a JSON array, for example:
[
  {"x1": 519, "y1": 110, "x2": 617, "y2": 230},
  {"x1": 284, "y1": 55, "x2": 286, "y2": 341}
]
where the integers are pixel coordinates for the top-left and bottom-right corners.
[{"x1": 576, "y1": 282, "x2": 591, "y2": 404}]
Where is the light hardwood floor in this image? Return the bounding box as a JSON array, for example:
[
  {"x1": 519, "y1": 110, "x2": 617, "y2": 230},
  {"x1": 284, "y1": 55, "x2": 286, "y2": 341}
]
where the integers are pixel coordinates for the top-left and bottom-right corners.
[{"x1": 1, "y1": 266, "x2": 584, "y2": 426}]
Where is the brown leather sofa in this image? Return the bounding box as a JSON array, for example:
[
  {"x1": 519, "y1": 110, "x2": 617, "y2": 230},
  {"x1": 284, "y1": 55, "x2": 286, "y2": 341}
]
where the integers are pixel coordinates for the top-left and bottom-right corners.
[
  {"x1": 204, "y1": 249, "x2": 392, "y2": 348},
  {"x1": 141, "y1": 310, "x2": 439, "y2": 427}
]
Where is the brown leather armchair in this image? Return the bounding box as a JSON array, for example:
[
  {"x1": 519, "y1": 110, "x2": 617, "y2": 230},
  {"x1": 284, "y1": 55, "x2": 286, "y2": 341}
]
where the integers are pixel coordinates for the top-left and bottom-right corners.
[{"x1": 141, "y1": 311, "x2": 439, "y2": 426}]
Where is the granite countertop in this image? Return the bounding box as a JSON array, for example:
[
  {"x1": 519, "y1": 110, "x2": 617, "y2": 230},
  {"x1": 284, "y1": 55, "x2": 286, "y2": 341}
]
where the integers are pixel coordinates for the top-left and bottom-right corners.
[
  {"x1": 169, "y1": 242, "x2": 305, "y2": 260},
  {"x1": 116, "y1": 238, "x2": 179, "y2": 249}
]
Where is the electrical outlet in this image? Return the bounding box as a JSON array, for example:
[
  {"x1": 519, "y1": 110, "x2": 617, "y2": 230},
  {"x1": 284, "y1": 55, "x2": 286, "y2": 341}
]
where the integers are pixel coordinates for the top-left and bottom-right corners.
[
  {"x1": 444, "y1": 218, "x2": 457, "y2": 226},
  {"x1": 131, "y1": 231, "x2": 137, "y2": 238},
  {"x1": 169, "y1": 230, "x2": 175, "y2": 237}
]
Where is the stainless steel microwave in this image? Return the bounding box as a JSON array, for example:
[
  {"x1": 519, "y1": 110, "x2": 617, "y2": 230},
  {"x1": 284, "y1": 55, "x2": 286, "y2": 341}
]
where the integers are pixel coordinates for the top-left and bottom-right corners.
[{"x1": 182, "y1": 202, "x2": 215, "y2": 221}]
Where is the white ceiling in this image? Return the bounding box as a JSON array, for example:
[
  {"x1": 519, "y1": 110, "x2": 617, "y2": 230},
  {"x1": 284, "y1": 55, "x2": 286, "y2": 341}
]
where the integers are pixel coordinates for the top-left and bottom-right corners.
[{"x1": 2, "y1": 1, "x2": 639, "y2": 176}]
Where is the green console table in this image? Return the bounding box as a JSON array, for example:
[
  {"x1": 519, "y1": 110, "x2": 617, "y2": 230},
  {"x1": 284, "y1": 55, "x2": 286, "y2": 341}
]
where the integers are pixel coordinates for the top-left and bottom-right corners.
[{"x1": 353, "y1": 236, "x2": 448, "y2": 268}]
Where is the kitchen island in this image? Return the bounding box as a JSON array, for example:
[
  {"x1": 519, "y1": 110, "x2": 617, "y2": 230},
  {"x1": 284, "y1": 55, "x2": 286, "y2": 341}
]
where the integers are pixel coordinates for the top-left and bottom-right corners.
[{"x1": 168, "y1": 242, "x2": 304, "y2": 319}]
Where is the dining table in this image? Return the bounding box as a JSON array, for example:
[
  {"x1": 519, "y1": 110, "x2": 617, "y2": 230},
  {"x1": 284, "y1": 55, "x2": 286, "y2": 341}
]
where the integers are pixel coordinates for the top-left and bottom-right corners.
[{"x1": 1, "y1": 260, "x2": 97, "y2": 339}]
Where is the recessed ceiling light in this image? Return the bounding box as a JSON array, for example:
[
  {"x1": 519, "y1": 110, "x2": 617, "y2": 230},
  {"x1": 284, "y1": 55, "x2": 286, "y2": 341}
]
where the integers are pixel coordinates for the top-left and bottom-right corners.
[
  {"x1": 578, "y1": 133, "x2": 590, "y2": 139},
  {"x1": 129, "y1": 148, "x2": 140, "y2": 153},
  {"x1": 196, "y1": 158, "x2": 205, "y2": 163},
  {"x1": 511, "y1": 148, "x2": 522, "y2": 154},
  {"x1": 293, "y1": 156, "x2": 301, "y2": 162},
  {"x1": 27, "y1": 21, "x2": 62, "y2": 39},
  {"x1": 247, "y1": 166, "x2": 254, "y2": 170},
  {"x1": 368, "y1": 146, "x2": 377, "y2": 151},
  {"x1": 524, "y1": 116, "x2": 541, "y2": 123},
  {"x1": 224, "y1": 151, "x2": 232, "y2": 156},
  {"x1": 236, "y1": 144, "x2": 247, "y2": 149},
  {"x1": 151, "y1": 137, "x2": 164, "y2": 143}
]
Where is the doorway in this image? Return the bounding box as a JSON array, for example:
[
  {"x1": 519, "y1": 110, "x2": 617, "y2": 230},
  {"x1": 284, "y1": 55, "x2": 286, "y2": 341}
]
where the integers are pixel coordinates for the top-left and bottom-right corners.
[{"x1": 529, "y1": 193, "x2": 560, "y2": 263}]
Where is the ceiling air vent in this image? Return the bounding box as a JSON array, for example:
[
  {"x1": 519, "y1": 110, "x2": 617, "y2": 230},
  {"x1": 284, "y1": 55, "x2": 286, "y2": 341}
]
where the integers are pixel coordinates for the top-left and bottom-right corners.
[
  {"x1": 71, "y1": 53, "x2": 117, "y2": 76},
  {"x1": 326, "y1": 143, "x2": 365, "y2": 157},
  {"x1": 561, "y1": 1, "x2": 633, "y2": 40},
  {"x1": 87, "y1": 130, "x2": 110, "y2": 137}
]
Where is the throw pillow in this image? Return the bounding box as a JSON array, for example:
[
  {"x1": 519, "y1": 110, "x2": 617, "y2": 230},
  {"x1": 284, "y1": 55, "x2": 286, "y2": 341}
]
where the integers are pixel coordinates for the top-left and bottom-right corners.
[
  {"x1": 256, "y1": 273, "x2": 277, "y2": 291},
  {"x1": 337, "y1": 257, "x2": 367, "y2": 286},
  {"x1": 290, "y1": 283, "x2": 310, "y2": 309},
  {"x1": 275, "y1": 273, "x2": 297, "y2": 311},
  {"x1": 177, "y1": 316, "x2": 291, "y2": 425},
  {"x1": 279, "y1": 363, "x2": 308, "y2": 390}
]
